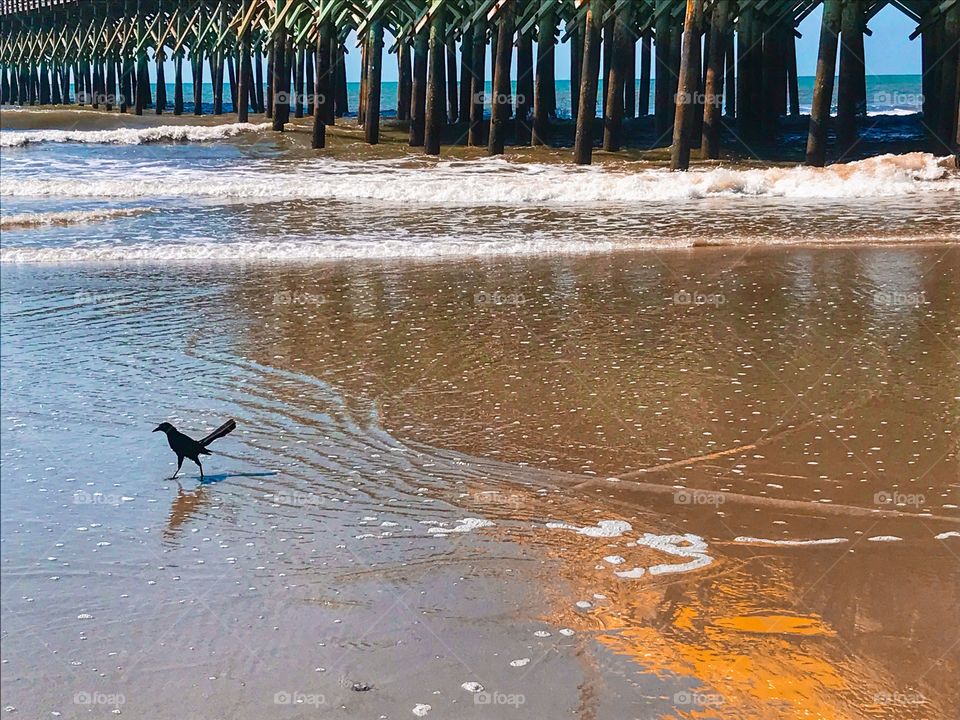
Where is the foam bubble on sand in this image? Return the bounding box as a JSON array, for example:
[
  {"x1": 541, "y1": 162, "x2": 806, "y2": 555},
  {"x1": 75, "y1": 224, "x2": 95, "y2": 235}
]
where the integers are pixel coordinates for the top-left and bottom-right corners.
[
  {"x1": 412, "y1": 704, "x2": 431, "y2": 717},
  {"x1": 510, "y1": 658, "x2": 530, "y2": 667},
  {"x1": 603, "y1": 555, "x2": 626, "y2": 565},
  {"x1": 533, "y1": 630, "x2": 551, "y2": 638},
  {"x1": 427, "y1": 518, "x2": 493, "y2": 534},
  {"x1": 734, "y1": 536, "x2": 848, "y2": 546},
  {"x1": 575, "y1": 600, "x2": 592, "y2": 609},
  {"x1": 0, "y1": 122, "x2": 270, "y2": 147},
  {"x1": 867, "y1": 536, "x2": 903, "y2": 542},
  {"x1": 935, "y1": 531, "x2": 959, "y2": 540},
  {"x1": 614, "y1": 567, "x2": 647, "y2": 579},
  {"x1": 546, "y1": 520, "x2": 632, "y2": 537},
  {"x1": 637, "y1": 533, "x2": 714, "y2": 576},
  {"x1": 558, "y1": 628, "x2": 575, "y2": 636},
  {"x1": 461, "y1": 682, "x2": 484, "y2": 693}
]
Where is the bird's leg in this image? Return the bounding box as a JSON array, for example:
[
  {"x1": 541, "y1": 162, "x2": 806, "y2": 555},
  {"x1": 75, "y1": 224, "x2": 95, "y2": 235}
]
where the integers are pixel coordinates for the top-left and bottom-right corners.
[
  {"x1": 172, "y1": 455, "x2": 183, "y2": 480},
  {"x1": 195, "y1": 458, "x2": 204, "y2": 480}
]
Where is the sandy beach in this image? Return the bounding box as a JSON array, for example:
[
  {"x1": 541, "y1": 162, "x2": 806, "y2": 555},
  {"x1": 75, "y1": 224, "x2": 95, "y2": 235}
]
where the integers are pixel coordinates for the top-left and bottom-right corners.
[{"x1": 2, "y1": 227, "x2": 959, "y2": 718}]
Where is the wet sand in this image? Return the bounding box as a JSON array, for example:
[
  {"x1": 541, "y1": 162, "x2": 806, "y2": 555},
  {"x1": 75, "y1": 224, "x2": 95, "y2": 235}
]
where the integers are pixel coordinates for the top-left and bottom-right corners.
[{"x1": 1, "y1": 245, "x2": 957, "y2": 719}]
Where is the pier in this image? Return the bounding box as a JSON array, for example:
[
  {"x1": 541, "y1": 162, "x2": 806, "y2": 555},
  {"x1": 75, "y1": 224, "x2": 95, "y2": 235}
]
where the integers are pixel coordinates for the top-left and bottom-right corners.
[{"x1": 1, "y1": 0, "x2": 958, "y2": 168}]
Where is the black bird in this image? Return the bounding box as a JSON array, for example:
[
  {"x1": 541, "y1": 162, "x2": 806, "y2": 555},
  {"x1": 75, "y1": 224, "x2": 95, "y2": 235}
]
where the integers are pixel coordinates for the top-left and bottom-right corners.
[{"x1": 153, "y1": 419, "x2": 236, "y2": 479}]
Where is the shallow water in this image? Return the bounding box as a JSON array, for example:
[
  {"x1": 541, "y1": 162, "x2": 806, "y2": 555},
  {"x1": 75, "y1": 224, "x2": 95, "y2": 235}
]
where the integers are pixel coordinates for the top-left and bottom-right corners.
[
  {"x1": 1, "y1": 109, "x2": 959, "y2": 719},
  {"x1": 2, "y1": 247, "x2": 958, "y2": 719}
]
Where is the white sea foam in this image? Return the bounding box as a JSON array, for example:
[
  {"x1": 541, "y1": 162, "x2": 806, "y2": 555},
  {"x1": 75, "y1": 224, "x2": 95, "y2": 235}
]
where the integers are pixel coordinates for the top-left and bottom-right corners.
[
  {"x1": 0, "y1": 237, "x2": 668, "y2": 264},
  {"x1": 3, "y1": 153, "x2": 956, "y2": 205},
  {"x1": 867, "y1": 535, "x2": 903, "y2": 542},
  {"x1": 426, "y1": 517, "x2": 493, "y2": 534},
  {"x1": 935, "y1": 531, "x2": 959, "y2": 540},
  {"x1": 0, "y1": 207, "x2": 148, "y2": 229},
  {"x1": 546, "y1": 520, "x2": 632, "y2": 537},
  {"x1": 0, "y1": 122, "x2": 271, "y2": 147},
  {"x1": 734, "y1": 536, "x2": 848, "y2": 546}
]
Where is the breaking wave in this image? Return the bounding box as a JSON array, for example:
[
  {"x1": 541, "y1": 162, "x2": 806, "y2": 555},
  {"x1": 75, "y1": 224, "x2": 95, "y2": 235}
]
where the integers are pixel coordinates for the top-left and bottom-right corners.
[
  {"x1": 0, "y1": 122, "x2": 271, "y2": 147},
  {"x1": 2, "y1": 152, "x2": 956, "y2": 204},
  {"x1": 0, "y1": 207, "x2": 150, "y2": 229},
  {"x1": 2, "y1": 233, "x2": 952, "y2": 264}
]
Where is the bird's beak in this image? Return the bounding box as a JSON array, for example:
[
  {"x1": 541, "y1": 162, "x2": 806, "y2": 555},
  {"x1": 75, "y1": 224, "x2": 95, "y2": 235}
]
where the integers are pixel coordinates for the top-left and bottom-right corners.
[{"x1": 152, "y1": 426, "x2": 162, "y2": 432}]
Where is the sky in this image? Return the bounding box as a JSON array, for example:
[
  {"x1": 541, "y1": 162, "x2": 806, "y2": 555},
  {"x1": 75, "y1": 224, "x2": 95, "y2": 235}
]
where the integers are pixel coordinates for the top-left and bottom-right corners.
[{"x1": 155, "y1": 5, "x2": 921, "y2": 84}]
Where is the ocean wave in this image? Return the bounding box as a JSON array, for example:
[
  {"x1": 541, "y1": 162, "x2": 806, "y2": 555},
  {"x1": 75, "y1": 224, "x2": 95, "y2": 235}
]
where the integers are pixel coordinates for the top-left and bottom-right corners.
[
  {"x1": 0, "y1": 207, "x2": 149, "y2": 229},
  {"x1": 0, "y1": 233, "x2": 950, "y2": 264},
  {"x1": 0, "y1": 122, "x2": 271, "y2": 147},
  {"x1": 3, "y1": 153, "x2": 955, "y2": 204}
]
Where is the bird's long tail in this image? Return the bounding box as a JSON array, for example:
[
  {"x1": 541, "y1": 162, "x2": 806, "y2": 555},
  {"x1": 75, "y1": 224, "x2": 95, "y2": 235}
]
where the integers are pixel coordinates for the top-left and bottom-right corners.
[{"x1": 199, "y1": 419, "x2": 237, "y2": 447}]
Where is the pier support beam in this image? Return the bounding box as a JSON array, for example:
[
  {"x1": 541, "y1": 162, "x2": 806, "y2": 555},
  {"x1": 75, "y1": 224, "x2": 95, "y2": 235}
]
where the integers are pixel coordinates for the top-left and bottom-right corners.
[
  {"x1": 410, "y1": 29, "x2": 428, "y2": 147},
  {"x1": 398, "y1": 43, "x2": 412, "y2": 123},
  {"x1": 193, "y1": 50, "x2": 205, "y2": 115},
  {"x1": 173, "y1": 53, "x2": 183, "y2": 115},
  {"x1": 272, "y1": 28, "x2": 288, "y2": 130},
  {"x1": 806, "y1": 0, "x2": 842, "y2": 166},
  {"x1": 603, "y1": 4, "x2": 635, "y2": 152},
  {"x1": 313, "y1": 23, "x2": 332, "y2": 149},
  {"x1": 446, "y1": 35, "x2": 458, "y2": 124},
  {"x1": 533, "y1": 5, "x2": 557, "y2": 145},
  {"x1": 516, "y1": 32, "x2": 534, "y2": 145},
  {"x1": 237, "y1": 3, "x2": 251, "y2": 122},
  {"x1": 701, "y1": 0, "x2": 730, "y2": 159},
  {"x1": 671, "y1": 0, "x2": 704, "y2": 169},
  {"x1": 573, "y1": 0, "x2": 605, "y2": 164},
  {"x1": 937, "y1": 8, "x2": 960, "y2": 151},
  {"x1": 489, "y1": 4, "x2": 516, "y2": 155},
  {"x1": 458, "y1": 27, "x2": 473, "y2": 124},
  {"x1": 469, "y1": 23, "x2": 487, "y2": 146},
  {"x1": 364, "y1": 21, "x2": 384, "y2": 145},
  {"x1": 837, "y1": 0, "x2": 865, "y2": 154},
  {"x1": 654, "y1": 12, "x2": 673, "y2": 136},
  {"x1": 294, "y1": 46, "x2": 305, "y2": 119},
  {"x1": 155, "y1": 52, "x2": 165, "y2": 114},
  {"x1": 424, "y1": 10, "x2": 447, "y2": 155}
]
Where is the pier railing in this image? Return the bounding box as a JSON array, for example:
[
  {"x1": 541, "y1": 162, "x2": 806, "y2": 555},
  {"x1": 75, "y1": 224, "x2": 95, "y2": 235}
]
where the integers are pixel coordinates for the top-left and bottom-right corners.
[{"x1": 1, "y1": 0, "x2": 957, "y2": 167}]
